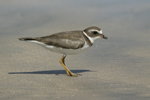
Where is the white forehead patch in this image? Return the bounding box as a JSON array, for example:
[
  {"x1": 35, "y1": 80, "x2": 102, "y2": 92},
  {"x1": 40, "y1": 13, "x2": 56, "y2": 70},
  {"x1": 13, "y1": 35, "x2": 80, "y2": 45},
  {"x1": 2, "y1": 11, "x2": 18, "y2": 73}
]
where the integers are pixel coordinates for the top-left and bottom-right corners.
[{"x1": 99, "y1": 30, "x2": 102, "y2": 34}]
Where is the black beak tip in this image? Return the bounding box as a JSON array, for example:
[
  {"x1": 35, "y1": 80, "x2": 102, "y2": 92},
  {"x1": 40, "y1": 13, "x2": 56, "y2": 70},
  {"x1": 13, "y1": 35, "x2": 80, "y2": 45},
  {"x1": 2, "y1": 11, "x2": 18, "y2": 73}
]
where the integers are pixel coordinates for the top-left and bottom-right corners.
[{"x1": 103, "y1": 36, "x2": 108, "y2": 39}]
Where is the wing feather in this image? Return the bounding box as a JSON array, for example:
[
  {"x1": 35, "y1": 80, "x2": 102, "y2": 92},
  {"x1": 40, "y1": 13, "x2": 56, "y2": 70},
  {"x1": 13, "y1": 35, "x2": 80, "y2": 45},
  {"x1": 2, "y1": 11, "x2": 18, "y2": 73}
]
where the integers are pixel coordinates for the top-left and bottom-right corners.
[{"x1": 37, "y1": 31, "x2": 85, "y2": 49}]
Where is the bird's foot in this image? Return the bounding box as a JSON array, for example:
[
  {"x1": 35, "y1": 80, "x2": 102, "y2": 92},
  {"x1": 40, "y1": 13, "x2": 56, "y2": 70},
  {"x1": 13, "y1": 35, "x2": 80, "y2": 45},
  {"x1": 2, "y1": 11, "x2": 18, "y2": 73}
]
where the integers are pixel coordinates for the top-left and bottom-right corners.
[{"x1": 66, "y1": 71, "x2": 81, "y2": 77}]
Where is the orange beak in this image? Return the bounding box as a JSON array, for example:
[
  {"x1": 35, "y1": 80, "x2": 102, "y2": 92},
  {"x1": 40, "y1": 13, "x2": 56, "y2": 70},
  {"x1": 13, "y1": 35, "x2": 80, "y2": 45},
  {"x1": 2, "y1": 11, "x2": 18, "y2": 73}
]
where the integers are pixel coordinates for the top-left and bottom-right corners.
[{"x1": 101, "y1": 34, "x2": 108, "y2": 39}]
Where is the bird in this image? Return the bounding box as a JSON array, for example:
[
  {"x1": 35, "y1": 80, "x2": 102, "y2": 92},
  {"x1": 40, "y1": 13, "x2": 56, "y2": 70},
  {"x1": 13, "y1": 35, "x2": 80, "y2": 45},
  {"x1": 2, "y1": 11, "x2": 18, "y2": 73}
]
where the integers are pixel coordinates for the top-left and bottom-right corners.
[{"x1": 19, "y1": 26, "x2": 108, "y2": 77}]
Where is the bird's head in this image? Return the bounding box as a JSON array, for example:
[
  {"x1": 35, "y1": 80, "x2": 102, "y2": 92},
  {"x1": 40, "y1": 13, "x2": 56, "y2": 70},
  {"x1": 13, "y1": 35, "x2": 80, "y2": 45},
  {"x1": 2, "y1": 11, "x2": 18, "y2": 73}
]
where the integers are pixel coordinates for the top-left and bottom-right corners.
[{"x1": 83, "y1": 26, "x2": 108, "y2": 43}]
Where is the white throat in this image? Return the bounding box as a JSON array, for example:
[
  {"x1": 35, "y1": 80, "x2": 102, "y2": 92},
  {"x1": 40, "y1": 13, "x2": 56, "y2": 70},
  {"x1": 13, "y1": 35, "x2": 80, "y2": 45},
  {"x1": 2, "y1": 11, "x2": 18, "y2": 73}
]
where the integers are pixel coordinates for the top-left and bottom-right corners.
[{"x1": 83, "y1": 31, "x2": 100, "y2": 44}]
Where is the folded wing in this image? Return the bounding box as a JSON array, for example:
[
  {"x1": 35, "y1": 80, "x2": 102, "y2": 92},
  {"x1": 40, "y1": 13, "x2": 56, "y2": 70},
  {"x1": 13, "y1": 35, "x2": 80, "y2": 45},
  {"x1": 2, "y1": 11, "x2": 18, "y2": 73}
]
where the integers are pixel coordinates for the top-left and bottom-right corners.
[{"x1": 33, "y1": 31, "x2": 85, "y2": 49}]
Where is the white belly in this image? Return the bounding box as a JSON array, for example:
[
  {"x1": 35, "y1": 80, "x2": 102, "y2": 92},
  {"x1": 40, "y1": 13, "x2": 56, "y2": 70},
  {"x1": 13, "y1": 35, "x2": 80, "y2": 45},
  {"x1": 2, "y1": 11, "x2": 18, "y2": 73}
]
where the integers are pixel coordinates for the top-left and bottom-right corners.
[
  {"x1": 30, "y1": 41, "x2": 90, "y2": 55},
  {"x1": 45, "y1": 45, "x2": 89, "y2": 55}
]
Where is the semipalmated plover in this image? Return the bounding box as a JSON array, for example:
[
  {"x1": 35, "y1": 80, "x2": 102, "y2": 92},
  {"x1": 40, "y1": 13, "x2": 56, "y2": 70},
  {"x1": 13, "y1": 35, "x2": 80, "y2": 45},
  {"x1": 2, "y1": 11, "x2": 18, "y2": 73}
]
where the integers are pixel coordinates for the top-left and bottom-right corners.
[{"x1": 19, "y1": 26, "x2": 108, "y2": 77}]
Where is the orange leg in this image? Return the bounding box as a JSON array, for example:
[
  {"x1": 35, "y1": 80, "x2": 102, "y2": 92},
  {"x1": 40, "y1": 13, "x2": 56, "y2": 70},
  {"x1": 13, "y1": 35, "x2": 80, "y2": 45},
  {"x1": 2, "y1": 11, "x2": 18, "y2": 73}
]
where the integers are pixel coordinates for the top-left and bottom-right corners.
[{"x1": 59, "y1": 55, "x2": 78, "y2": 77}]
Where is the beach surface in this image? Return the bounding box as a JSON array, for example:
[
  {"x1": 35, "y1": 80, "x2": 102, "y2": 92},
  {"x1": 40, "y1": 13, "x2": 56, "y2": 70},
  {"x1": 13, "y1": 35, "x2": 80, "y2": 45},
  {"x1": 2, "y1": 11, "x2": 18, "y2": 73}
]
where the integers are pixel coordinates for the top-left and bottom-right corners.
[{"x1": 0, "y1": 0, "x2": 150, "y2": 100}]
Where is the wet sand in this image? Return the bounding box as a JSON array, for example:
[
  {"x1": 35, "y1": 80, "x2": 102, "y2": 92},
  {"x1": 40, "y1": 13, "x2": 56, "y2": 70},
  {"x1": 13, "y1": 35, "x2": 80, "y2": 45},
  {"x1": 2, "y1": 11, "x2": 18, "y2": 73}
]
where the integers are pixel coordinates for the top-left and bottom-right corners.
[{"x1": 0, "y1": 1, "x2": 150, "y2": 100}]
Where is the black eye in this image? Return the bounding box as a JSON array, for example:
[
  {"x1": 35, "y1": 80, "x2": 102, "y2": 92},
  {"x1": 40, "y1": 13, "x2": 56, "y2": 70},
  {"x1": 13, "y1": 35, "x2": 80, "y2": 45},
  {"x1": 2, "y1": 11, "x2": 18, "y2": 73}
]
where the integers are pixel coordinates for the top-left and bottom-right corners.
[{"x1": 93, "y1": 31, "x2": 98, "y2": 35}]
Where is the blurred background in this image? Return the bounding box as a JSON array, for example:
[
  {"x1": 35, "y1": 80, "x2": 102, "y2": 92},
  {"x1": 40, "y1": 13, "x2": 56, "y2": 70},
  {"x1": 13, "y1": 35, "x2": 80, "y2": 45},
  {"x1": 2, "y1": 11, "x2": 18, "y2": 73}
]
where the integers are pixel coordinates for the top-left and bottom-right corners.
[
  {"x1": 0, "y1": 0, "x2": 150, "y2": 100},
  {"x1": 1, "y1": 0, "x2": 149, "y2": 36}
]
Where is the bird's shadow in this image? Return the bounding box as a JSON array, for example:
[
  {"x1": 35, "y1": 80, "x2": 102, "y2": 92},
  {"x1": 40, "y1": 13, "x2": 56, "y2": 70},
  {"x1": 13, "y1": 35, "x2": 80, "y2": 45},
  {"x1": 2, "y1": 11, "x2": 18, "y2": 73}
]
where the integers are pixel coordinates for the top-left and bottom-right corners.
[{"x1": 8, "y1": 69, "x2": 92, "y2": 75}]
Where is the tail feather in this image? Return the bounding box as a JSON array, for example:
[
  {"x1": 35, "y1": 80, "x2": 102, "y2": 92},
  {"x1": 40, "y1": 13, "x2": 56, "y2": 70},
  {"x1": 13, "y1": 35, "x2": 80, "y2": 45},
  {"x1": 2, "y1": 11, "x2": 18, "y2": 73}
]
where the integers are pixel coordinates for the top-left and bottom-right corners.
[{"x1": 18, "y1": 37, "x2": 36, "y2": 41}]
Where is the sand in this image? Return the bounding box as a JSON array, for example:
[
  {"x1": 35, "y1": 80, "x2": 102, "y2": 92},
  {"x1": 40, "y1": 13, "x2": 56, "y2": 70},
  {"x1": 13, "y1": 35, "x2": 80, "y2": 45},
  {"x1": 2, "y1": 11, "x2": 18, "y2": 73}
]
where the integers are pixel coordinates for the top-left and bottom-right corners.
[{"x1": 0, "y1": 1, "x2": 150, "y2": 100}]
